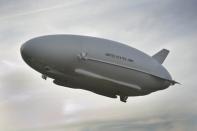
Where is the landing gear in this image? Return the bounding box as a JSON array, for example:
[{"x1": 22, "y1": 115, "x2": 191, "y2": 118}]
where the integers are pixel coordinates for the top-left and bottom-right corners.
[
  {"x1": 120, "y1": 96, "x2": 128, "y2": 103},
  {"x1": 42, "y1": 74, "x2": 47, "y2": 80}
]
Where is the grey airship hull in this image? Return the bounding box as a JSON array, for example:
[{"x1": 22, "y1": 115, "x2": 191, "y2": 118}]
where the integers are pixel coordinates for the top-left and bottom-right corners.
[{"x1": 21, "y1": 35, "x2": 178, "y2": 102}]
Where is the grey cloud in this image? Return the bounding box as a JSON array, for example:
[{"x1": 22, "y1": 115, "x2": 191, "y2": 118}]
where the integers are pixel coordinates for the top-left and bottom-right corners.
[
  {"x1": 39, "y1": 113, "x2": 197, "y2": 131},
  {"x1": 0, "y1": 0, "x2": 84, "y2": 19}
]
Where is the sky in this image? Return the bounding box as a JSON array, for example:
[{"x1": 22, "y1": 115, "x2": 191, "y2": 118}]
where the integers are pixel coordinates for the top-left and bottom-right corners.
[{"x1": 0, "y1": 0, "x2": 197, "y2": 130}]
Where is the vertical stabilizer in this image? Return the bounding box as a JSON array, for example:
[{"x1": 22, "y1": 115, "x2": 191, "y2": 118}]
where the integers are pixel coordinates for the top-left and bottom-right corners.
[{"x1": 152, "y1": 49, "x2": 169, "y2": 64}]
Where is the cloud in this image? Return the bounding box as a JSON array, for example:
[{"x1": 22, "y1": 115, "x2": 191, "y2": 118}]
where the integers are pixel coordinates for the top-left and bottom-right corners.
[{"x1": 34, "y1": 107, "x2": 197, "y2": 131}]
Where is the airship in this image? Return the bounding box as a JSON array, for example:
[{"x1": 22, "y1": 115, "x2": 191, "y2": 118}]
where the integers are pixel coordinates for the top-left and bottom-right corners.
[{"x1": 21, "y1": 35, "x2": 178, "y2": 102}]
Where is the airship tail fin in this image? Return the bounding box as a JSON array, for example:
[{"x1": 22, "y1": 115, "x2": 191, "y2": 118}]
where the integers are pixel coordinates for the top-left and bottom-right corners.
[{"x1": 152, "y1": 49, "x2": 169, "y2": 64}]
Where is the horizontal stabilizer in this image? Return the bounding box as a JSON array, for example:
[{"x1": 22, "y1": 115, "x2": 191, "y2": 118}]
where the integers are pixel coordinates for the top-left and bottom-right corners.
[
  {"x1": 152, "y1": 49, "x2": 169, "y2": 64},
  {"x1": 168, "y1": 80, "x2": 180, "y2": 85}
]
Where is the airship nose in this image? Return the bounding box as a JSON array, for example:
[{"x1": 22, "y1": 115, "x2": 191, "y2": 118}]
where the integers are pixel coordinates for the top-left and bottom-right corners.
[
  {"x1": 21, "y1": 38, "x2": 42, "y2": 67},
  {"x1": 20, "y1": 41, "x2": 32, "y2": 64}
]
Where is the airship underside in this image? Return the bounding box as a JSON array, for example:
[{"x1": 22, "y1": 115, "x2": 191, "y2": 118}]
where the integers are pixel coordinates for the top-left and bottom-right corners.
[{"x1": 21, "y1": 35, "x2": 178, "y2": 102}]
